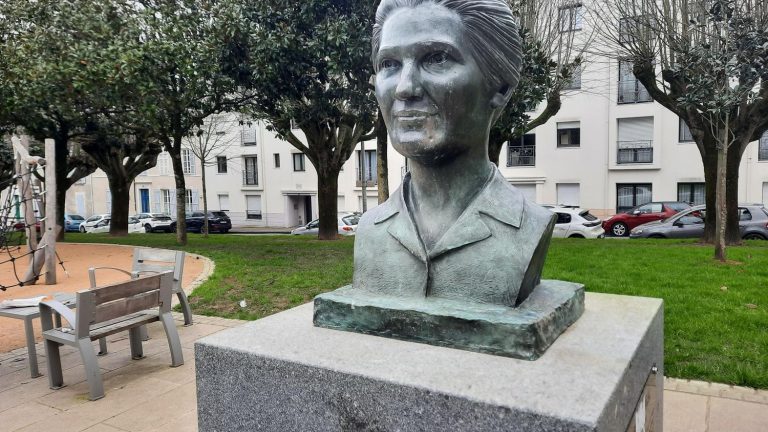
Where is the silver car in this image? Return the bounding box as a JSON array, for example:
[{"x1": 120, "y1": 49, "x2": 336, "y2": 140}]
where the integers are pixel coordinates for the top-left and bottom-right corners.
[
  {"x1": 630, "y1": 204, "x2": 768, "y2": 240},
  {"x1": 291, "y1": 212, "x2": 362, "y2": 236}
]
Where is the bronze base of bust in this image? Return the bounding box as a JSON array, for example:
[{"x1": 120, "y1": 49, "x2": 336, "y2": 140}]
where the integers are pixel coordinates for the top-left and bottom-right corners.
[{"x1": 313, "y1": 280, "x2": 584, "y2": 361}]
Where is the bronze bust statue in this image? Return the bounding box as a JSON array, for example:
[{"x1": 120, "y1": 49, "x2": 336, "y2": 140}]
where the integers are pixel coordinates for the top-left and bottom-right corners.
[
  {"x1": 354, "y1": 0, "x2": 555, "y2": 307},
  {"x1": 314, "y1": 0, "x2": 583, "y2": 360}
]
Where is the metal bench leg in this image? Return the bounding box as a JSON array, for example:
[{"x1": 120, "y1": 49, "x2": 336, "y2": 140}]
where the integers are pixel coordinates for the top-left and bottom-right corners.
[
  {"x1": 43, "y1": 338, "x2": 63, "y2": 389},
  {"x1": 159, "y1": 313, "x2": 184, "y2": 367},
  {"x1": 139, "y1": 325, "x2": 149, "y2": 341},
  {"x1": 23, "y1": 317, "x2": 41, "y2": 378},
  {"x1": 129, "y1": 327, "x2": 145, "y2": 360},
  {"x1": 176, "y1": 291, "x2": 193, "y2": 326},
  {"x1": 97, "y1": 337, "x2": 108, "y2": 356},
  {"x1": 77, "y1": 338, "x2": 104, "y2": 401}
]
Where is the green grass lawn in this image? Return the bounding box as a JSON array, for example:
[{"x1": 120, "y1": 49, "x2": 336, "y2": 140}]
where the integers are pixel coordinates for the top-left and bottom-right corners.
[{"x1": 65, "y1": 233, "x2": 768, "y2": 389}]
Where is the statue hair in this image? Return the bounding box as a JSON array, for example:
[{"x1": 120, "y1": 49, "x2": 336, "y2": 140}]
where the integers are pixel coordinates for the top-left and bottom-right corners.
[{"x1": 372, "y1": 0, "x2": 522, "y2": 93}]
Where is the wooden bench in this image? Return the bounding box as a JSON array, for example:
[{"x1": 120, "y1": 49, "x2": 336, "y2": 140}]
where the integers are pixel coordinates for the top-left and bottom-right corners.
[{"x1": 39, "y1": 272, "x2": 184, "y2": 400}]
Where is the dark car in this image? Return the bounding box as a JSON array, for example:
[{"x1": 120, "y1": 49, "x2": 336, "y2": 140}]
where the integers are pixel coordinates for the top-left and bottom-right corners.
[
  {"x1": 171, "y1": 211, "x2": 232, "y2": 233},
  {"x1": 630, "y1": 204, "x2": 768, "y2": 240},
  {"x1": 602, "y1": 201, "x2": 690, "y2": 237}
]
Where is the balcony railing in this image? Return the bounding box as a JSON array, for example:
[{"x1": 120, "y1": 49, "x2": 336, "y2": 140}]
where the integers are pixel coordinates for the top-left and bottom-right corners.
[
  {"x1": 618, "y1": 80, "x2": 652, "y2": 103},
  {"x1": 246, "y1": 210, "x2": 262, "y2": 220},
  {"x1": 507, "y1": 146, "x2": 535, "y2": 167},
  {"x1": 617, "y1": 140, "x2": 653, "y2": 164},
  {"x1": 242, "y1": 130, "x2": 257, "y2": 146},
  {"x1": 242, "y1": 171, "x2": 258, "y2": 186},
  {"x1": 356, "y1": 169, "x2": 377, "y2": 187}
]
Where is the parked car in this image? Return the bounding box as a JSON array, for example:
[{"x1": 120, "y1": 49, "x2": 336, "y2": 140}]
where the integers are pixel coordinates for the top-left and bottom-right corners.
[
  {"x1": 170, "y1": 211, "x2": 232, "y2": 233},
  {"x1": 63, "y1": 214, "x2": 85, "y2": 232},
  {"x1": 291, "y1": 212, "x2": 361, "y2": 236},
  {"x1": 86, "y1": 216, "x2": 143, "y2": 234},
  {"x1": 602, "y1": 202, "x2": 690, "y2": 237},
  {"x1": 630, "y1": 204, "x2": 768, "y2": 240},
  {"x1": 549, "y1": 207, "x2": 605, "y2": 239},
  {"x1": 132, "y1": 212, "x2": 174, "y2": 233},
  {"x1": 79, "y1": 214, "x2": 110, "y2": 233}
]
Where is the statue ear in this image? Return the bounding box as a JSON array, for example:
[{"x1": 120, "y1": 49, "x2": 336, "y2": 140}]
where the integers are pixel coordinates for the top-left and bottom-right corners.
[{"x1": 490, "y1": 84, "x2": 513, "y2": 109}]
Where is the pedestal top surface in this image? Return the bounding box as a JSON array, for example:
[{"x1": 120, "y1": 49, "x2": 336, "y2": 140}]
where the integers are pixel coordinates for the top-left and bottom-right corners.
[{"x1": 197, "y1": 292, "x2": 663, "y2": 426}]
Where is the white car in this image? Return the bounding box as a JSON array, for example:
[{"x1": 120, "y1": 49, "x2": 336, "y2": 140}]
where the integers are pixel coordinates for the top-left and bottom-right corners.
[
  {"x1": 132, "y1": 212, "x2": 174, "y2": 233},
  {"x1": 79, "y1": 214, "x2": 110, "y2": 233},
  {"x1": 88, "y1": 216, "x2": 143, "y2": 234},
  {"x1": 548, "y1": 207, "x2": 605, "y2": 239},
  {"x1": 291, "y1": 212, "x2": 362, "y2": 236}
]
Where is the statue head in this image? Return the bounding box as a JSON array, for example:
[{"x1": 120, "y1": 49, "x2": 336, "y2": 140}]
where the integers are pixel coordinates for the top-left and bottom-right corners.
[
  {"x1": 371, "y1": 0, "x2": 522, "y2": 165},
  {"x1": 372, "y1": 0, "x2": 522, "y2": 96}
]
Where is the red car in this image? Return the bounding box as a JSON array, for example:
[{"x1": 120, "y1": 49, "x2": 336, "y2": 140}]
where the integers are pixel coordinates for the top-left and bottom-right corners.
[{"x1": 603, "y1": 202, "x2": 691, "y2": 237}]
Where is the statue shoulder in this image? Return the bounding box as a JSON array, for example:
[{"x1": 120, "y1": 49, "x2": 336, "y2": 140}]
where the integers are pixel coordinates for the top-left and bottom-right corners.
[{"x1": 357, "y1": 195, "x2": 400, "y2": 233}]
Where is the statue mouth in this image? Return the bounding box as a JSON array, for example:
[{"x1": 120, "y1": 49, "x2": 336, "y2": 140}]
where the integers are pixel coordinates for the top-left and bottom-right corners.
[{"x1": 394, "y1": 110, "x2": 437, "y2": 124}]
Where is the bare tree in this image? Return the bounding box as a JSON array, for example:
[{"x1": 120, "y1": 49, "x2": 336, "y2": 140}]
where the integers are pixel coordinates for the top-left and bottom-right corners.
[
  {"x1": 590, "y1": 0, "x2": 768, "y2": 251},
  {"x1": 183, "y1": 114, "x2": 239, "y2": 237}
]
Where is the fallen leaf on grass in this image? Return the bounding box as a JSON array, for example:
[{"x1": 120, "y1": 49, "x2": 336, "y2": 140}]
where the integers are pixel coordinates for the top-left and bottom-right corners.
[
  {"x1": 745, "y1": 304, "x2": 758, "y2": 309},
  {"x1": 239, "y1": 300, "x2": 247, "y2": 308},
  {"x1": 720, "y1": 286, "x2": 728, "y2": 292}
]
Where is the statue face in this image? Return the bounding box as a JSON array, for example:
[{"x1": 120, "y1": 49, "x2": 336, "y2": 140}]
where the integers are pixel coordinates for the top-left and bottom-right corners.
[{"x1": 374, "y1": 3, "x2": 497, "y2": 165}]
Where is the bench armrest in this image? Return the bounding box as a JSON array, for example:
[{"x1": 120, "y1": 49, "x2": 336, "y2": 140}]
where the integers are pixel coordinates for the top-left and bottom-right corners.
[
  {"x1": 88, "y1": 267, "x2": 138, "y2": 288},
  {"x1": 39, "y1": 300, "x2": 76, "y2": 331}
]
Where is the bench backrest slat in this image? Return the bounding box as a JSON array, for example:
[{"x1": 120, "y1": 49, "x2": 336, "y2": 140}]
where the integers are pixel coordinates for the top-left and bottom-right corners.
[
  {"x1": 76, "y1": 272, "x2": 173, "y2": 334},
  {"x1": 133, "y1": 249, "x2": 184, "y2": 292}
]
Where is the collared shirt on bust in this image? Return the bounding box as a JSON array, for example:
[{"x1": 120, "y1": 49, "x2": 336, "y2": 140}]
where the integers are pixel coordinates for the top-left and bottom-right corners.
[{"x1": 352, "y1": 165, "x2": 556, "y2": 307}]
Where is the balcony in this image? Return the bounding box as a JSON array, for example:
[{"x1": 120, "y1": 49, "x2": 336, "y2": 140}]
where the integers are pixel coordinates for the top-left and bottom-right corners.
[
  {"x1": 242, "y1": 130, "x2": 257, "y2": 146},
  {"x1": 507, "y1": 146, "x2": 535, "y2": 167},
  {"x1": 617, "y1": 141, "x2": 653, "y2": 164},
  {"x1": 242, "y1": 171, "x2": 258, "y2": 186},
  {"x1": 356, "y1": 169, "x2": 378, "y2": 187},
  {"x1": 618, "y1": 80, "x2": 652, "y2": 104}
]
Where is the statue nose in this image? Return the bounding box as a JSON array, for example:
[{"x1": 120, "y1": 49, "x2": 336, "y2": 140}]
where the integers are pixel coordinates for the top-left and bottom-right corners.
[{"x1": 394, "y1": 62, "x2": 423, "y2": 100}]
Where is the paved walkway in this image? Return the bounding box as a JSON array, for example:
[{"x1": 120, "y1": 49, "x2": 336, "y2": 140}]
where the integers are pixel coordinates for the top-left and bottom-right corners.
[{"x1": 1, "y1": 313, "x2": 766, "y2": 432}]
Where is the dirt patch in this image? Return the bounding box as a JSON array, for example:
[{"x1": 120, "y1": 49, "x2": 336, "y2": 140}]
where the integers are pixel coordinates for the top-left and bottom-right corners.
[{"x1": 0, "y1": 243, "x2": 205, "y2": 353}]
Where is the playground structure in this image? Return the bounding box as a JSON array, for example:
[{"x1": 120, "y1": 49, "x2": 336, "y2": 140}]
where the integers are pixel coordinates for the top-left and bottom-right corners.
[{"x1": 0, "y1": 136, "x2": 60, "y2": 290}]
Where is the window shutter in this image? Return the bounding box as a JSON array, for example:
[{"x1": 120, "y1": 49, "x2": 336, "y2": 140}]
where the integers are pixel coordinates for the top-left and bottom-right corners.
[
  {"x1": 192, "y1": 190, "x2": 200, "y2": 211},
  {"x1": 105, "y1": 191, "x2": 112, "y2": 213},
  {"x1": 170, "y1": 189, "x2": 177, "y2": 216},
  {"x1": 152, "y1": 190, "x2": 161, "y2": 213},
  {"x1": 618, "y1": 117, "x2": 653, "y2": 142}
]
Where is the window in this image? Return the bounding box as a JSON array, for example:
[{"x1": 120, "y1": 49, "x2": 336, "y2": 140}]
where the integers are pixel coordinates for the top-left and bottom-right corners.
[
  {"x1": 507, "y1": 134, "x2": 536, "y2": 167},
  {"x1": 161, "y1": 189, "x2": 172, "y2": 215},
  {"x1": 619, "y1": 17, "x2": 639, "y2": 45},
  {"x1": 739, "y1": 208, "x2": 752, "y2": 221},
  {"x1": 246, "y1": 195, "x2": 262, "y2": 220},
  {"x1": 679, "y1": 118, "x2": 694, "y2": 143},
  {"x1": 555, "y1": 213, "x2": 572, "y2": 224},
  {"x1": 617, "y1": 117, "x2": 653, "y2": 164},
  {"x1": 185, "y1": 189, "x2": 198, "y2": 211},
  {"x1": 557, "y1": 122, "x2": 580, "y2": 148},
  {"x1": 274, "y1": 153, "x2": 281, "y2": 168},
  {"x1": 293, "y1": 153, "x2": 306, "y2": 172},
  {"x1": 559, "y1": 4, "x2": 583, "y2": 32},
  {"x1": 759, "y1": 131, "x2": 768, "y2": 161},
  {"x1": 564, "y1": 64, "x2": 582, "y2": 90},
  {"x1": 617, "y1": 60, "x2": 651, "y2": 103},
  {"x1": 357, "y1": 149, "x2": 377, "y2": 184},
  {"x1": 218, "y1": 194, "x2": 230, "y2": 211},
  {"x1": 181, "y1": 149, "x2": 195, "y2": 175},
  {"x1": 158, "y1": 153, "x2": 169, "y2": 176},
  {"x1": 217, "y1": 156, "x2": 228, "y2": 173},
  {"x1": 636, "y1": 202, "x2": 663, "y2": 214},
  {"x1": 242, "y1": 124, "x2": 257, "y2": 146},
  {"x1": 616, "y1": 184, "x2": 652, "y2": 213},
  {"x1": 678, "y1": 183, "x2": 705, "y2": 206},
  {"x1": 243, "y1": 156, "x2": 258, "y2": 185}
]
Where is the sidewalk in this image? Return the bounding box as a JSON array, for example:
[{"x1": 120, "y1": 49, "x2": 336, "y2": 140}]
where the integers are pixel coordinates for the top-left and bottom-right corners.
[
  {"x1": 1, "y1": 313, "x2": 766, "y2": 432},
  {"x1": 228, "y1": 226, "x2": 291, "y2": 234}
]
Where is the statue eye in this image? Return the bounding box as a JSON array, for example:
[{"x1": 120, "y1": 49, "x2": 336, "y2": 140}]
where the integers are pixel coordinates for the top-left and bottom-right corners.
[
  {"x1": 425, "y1": 51, "x2": 450, "y2": 66},
  {"x1": 379, "y1": 59, "x2": 399, "y2": 70}
]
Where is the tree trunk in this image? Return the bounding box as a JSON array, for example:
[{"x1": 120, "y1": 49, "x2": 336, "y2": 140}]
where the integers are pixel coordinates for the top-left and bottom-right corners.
[
  {"x1": 702, "y1": 147, "x2": 718, "y2": 243},
  {"x1": 169, "y1": 138, "x2": 188, "y2": 245},
  {"x1": 724, "y1": 143, "x2": 744, "y2": 245},
  {"x1": 376, "y1": 110, "x2": 389, "y2": 204},
  {"x1": 317, "y1": 169, "x2": 339, "y2": 240},
  {"x1": 202, "y1": 163, "x2": 208, "y2": 237},
  {"x1": 376, "y1": 111, "x2": 389, "y2": 203},
  {"x1": 714, "y1": 143, "x2": 727, "y2": 261},
  {"x1": 108, "y1": 177, "x2": 130, "y2": 237},
  {"x1": 54, "y1": 136, "x2": 69, "y2": 242},
  {"x1": 488, "y1": 129, "x2": 504, "y2": 166}
]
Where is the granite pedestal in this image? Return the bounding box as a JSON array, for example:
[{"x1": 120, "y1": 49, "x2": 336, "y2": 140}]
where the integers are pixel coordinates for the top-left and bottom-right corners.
[{"x1": 196, "y1": 292, "x2": 663, "y2": 432}]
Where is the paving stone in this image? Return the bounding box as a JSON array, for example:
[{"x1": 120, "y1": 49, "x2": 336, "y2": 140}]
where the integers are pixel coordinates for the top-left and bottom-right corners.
[
  {"x1": 104, "y1": 381, "x2": 197, "y2": 431},
  {"x1": 663, "y1": 391, "x2": 708, "y2": 432},
  {"x1": 144, "y1": 410, "x2": 198, "y2": 432},
  {"x1": 0, "y1": 401, "x2": 61, "y2": 432},
  {"x1": 708, "y1": 397, "x2": 768, "y2": 432}
]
